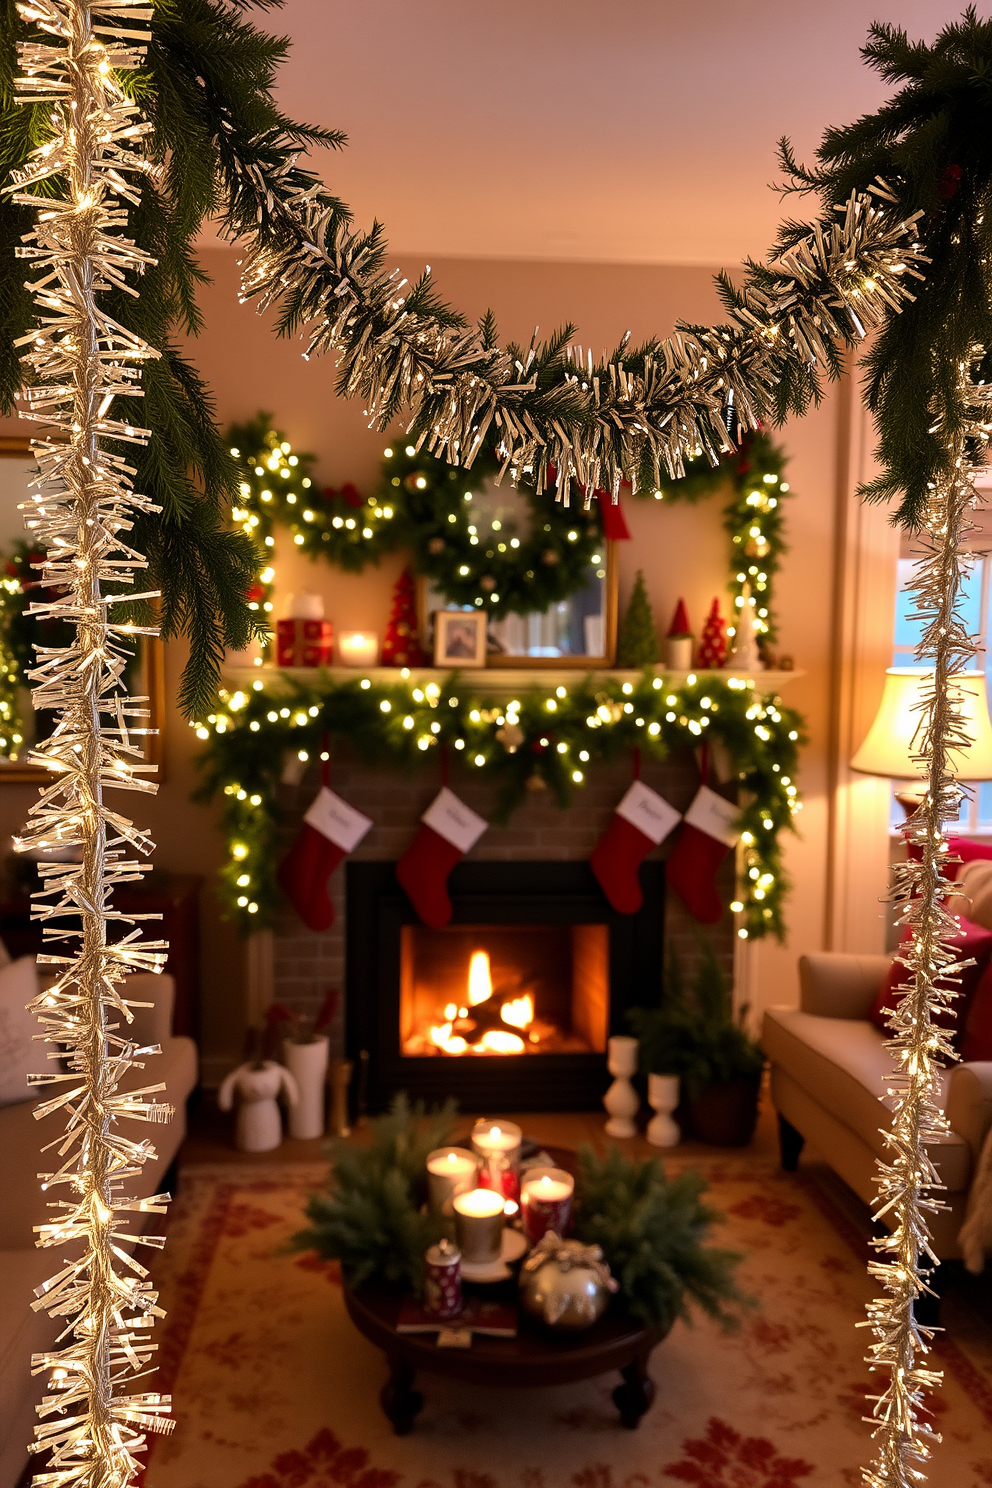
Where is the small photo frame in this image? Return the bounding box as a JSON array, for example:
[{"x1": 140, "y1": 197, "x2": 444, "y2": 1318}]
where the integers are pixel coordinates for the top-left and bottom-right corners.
[{"x1": 433, "y1": 610, "x2": 488, "y2": 668}]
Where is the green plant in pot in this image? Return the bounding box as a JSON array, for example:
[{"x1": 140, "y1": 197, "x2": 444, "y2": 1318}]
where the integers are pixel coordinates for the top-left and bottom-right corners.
[{"x1": 628, "y1": 941, "x2": 764, "y2": 1146}]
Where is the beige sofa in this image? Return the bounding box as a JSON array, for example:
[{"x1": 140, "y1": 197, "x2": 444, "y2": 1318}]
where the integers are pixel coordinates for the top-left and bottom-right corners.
[{"x1": 0, "y1": 973, "x2": 197, "y2": 1488}]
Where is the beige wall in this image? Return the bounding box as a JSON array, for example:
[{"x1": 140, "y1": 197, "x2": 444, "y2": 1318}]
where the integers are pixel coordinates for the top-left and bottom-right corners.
[{"x1": 0, "y1": 248, "x2": 866, "y2": 1077}]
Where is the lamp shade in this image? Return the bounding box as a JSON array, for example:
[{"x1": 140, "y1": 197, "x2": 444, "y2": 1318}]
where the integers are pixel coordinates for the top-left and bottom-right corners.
[{"x1": 851, "y1": 668, "x2": 992, "y2": 781}]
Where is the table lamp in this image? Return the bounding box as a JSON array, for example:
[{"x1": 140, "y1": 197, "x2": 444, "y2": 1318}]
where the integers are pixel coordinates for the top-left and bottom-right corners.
[{"x1": 851, "y1": 667, "x2": 992, "y2": 812}]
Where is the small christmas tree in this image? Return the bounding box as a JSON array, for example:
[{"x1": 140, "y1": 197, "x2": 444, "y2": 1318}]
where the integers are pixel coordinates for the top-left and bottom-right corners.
[
  {"x1": 381, "y1": 568, "x2": 425, "y2": 666},
  {"x1": 697, "y1": 597, "x2": 727, "y2": 669},
  {"x1": 616, "y1": 570, "x2": 658, "y2": 667}
]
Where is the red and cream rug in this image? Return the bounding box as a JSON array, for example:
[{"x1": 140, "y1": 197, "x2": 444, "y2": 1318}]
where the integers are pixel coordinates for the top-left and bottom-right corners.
[{"x1": 141, "y1": 1156, "x2": 992, "y2": 1488}]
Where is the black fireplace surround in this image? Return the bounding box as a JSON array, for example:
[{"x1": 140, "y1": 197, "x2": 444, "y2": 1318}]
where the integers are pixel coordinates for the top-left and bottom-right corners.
[{"x1": 346, "y1": 861, "x2": 665, "y2": 1112}]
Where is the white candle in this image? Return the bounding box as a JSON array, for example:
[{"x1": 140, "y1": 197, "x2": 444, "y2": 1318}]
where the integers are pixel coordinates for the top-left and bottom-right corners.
[
  {"x1": 520, "y1": 1166, "x2": 574, "y2": 1244},
  {"x1": 471, "y1": 1119, "x2": 522, "y2": 1155},
  {"x1": 338, "y1": 631, "x2": 379, "y2": 667},
  {"x1": 522, "y1": 1172, "x2": 573, "y2": 1203},
  {"x1": 471, "y1": 1118, "x2": 523, "y2": 1200},
  {"x1": 453, "y1": 1186, "x2": 505, "y2": 1264},
  {"x1": 426, "y1": 1146, "x2": 478, "y2": 1214}
]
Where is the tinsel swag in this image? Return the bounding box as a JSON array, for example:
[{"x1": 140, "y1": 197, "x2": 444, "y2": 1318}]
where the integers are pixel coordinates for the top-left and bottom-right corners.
[{"x1": 5, "y1": 2, "x2": 174, "y2": 1486}]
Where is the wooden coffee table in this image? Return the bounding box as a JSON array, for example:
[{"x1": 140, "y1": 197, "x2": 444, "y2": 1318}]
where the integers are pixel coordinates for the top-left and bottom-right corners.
[{"x1": 343, "y1": 1283, "x2": 669, "y2": 1434}]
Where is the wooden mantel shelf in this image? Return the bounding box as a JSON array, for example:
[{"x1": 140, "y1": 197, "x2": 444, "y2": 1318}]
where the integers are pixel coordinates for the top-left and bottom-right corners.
[{"x1": 222, "y1": 664, "x2": 805, "y2": 693}]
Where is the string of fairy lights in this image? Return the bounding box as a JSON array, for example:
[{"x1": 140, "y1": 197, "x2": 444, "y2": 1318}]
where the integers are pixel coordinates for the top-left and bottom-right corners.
[
  {"x1": 5, "y1": 4, "x2": 174, "y2": 1488},
  {"x1": 191, "y1": 669, "x2": 803, "y2": 939}
]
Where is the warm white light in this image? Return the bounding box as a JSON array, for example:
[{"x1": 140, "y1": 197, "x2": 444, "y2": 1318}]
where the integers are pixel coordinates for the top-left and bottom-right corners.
[
  {"x1": 467, "y1": 950, "x2": 493, "y2": 1006},
  {"x1": 500, "y1": 994, "x2": 533, "y2": 1029},
  {"x1": 477, "y1": 1029, "x2": 525, "y2": 1054},
  {"x1": 852, "y1": 668, "x2": 992, "y2": 780}
]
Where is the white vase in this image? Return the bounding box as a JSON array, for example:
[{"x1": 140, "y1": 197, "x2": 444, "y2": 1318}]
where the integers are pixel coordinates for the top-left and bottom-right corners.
[
  {"x1": 284, "y1": 1035, "x2": 329, "y2": 1139},
  {"x1": 666, "y1": 636, "x2": 693, "y2": 671},
  {"x1": 217, "y1": 1061, "x2": 299, "y2": 1153},
  {"x1": 604, "y1": 1035, "x2": 640, "y2": 1138},
  {"x1": 646, "y1": 1073, "x2": 681, "y2": 1147}
]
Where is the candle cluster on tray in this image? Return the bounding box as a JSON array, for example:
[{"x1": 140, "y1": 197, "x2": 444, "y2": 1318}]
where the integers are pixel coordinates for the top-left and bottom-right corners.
[{"x1": 422, "y1": 1118, "x2": 578, "y2": 1319}]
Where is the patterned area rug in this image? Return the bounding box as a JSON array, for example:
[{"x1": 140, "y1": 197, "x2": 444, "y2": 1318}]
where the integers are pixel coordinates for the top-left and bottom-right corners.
[{"x1": 141, "y1": 1156, "x2": 992, "y2": 1488}]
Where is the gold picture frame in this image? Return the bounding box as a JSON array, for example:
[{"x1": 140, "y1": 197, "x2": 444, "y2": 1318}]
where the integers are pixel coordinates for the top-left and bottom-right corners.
[{"x1": 0, "y1": 437, "x2": 166, "y2": 783}]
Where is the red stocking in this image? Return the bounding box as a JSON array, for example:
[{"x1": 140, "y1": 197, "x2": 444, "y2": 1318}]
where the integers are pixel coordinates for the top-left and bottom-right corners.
[
  {"x1": 396, "y1": 787, "x2": 488, "y2": 928},
  {"x1": 591, "y1": 780, "x2": 681, "y2": 914},
  {"x1": 278, "y1": 786, "x2": 372, "y2": 931},
  {"x1": 665, "y1": 785, "x2": 739, "y2": 924}
]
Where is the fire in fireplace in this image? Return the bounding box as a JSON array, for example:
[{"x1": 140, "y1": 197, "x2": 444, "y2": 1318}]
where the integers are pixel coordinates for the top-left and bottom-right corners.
[
  {"x1": 346, "y1": 861, "x2": 664, "y2": 1111},
  {"x1": 400, "y1": 925, "x2": 609, "y2": 1058}
]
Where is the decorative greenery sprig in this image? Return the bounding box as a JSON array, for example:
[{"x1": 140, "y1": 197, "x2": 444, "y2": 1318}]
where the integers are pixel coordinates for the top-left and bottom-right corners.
[
  {"x1": 628, "y1": 941, "x2": 765, "y2": 1096},
  {"x1": 192, "y1": 669, "x2": 803, "y2": 938},
  {"x1": 290, "y1": 1095, "x2": 456, "y2": 1292},
  {"x1": 572, "y1": 1146, "x2": 748, "y2": 1332}
]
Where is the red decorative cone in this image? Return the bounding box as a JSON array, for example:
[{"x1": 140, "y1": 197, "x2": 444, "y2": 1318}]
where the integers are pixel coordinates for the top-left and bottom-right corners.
[
  {"x1": 697, "y1": 597, "x2": 728, "y2": 669},
  {"x1": 665, "y1": 786, "x2": 739, "y2": 924},
  {"x1": 590, "y1": 781, "x2": 681, "y2": 914},
  {"x1": 396, "y1": 787, "x2": 488, "y2": 927},
  {"x1": 382, "y1": 567, "x2": 425, "y2": 666},
  {"x1": 667, "y1": 598, "x2": 691, "y2": 638}
]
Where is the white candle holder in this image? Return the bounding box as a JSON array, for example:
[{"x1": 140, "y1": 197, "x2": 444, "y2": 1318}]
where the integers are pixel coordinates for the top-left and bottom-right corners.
[
  {"x1": 426, "y1": 1146, "x2": 479, "y2": 1215},
  {"x1": 603, "y1": 1035, "x2": 640, "y2": 1139},
  {"x1": 453, "y1": 1187, "x2": 505, "y2": 1265},
  {"x1": 338, "y1": 630, "x2": 379, "y2": 667},
  {"x1": 646, "y1": 1072, "x2": 681, "y2": 1147},
  {"x1": 471, "y1": 1118, "x2": 522, "y2": 1199},
  {"x1": 283, "y1": 1036, "x2": 329, "y2": 1139}
]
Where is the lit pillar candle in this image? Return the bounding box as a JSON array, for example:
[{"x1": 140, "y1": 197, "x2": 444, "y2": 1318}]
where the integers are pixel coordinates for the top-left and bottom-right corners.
[
  {"x1": 338, "y1": 631, "x2": 379, "y2": 667},
  {"x1": 426, "y1": 1146, "x2": 478, "y2": 1215},
  {"x1": 520, "y1": 1167, "x2": 574, "y2": 1245},
  {"x1": 453, "y1": 1187, "x2": 505, "y2": 1265},
  {"x1": 471, "y1": 1118, "x2": 522, "y2": 1200}
]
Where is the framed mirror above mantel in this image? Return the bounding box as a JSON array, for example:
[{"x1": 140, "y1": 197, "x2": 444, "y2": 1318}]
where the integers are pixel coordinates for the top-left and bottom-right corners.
[{"x1": 0, "y1": 436, "x2": 166, "y2": 783}]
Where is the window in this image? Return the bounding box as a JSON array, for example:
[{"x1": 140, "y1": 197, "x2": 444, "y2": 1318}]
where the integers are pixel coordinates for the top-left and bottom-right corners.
[{"x1": 892, "y1": 552, "x2": 992, "y2": 831}]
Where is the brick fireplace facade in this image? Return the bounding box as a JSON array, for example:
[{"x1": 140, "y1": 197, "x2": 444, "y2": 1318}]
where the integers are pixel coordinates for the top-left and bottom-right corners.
[{"x1": 264, "y1": 751, "x2": 737, "y2": 1072}]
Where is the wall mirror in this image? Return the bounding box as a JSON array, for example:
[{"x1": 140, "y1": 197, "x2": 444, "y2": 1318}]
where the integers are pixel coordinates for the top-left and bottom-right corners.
[
  {"x1": 0, "y1": 437, "x2": 165, "y2": 783},
  {"x1": 417, "y1": 472, "x2": 618, "y2": 668}
]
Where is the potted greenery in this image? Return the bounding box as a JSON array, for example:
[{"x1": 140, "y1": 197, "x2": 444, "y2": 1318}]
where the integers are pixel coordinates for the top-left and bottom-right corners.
[{"x1": 628, "y1": 941, "x2": 764, "y2": 1146}]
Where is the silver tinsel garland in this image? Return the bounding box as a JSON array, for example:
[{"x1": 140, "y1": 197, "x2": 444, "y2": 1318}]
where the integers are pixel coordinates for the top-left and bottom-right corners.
[
  {"x1": 864, "y1": 362, "x2": 992, "y2": 1487},
  {"x1": 236, "y1": 162, "x2": 926, "y2": 506},
  {"x1": 5, "y1": 1, "x2": 172, "y2": 1485}
]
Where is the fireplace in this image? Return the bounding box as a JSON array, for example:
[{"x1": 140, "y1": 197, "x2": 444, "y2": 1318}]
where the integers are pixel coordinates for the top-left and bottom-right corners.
[{"x1": 346, "y1": 861, "x2": 664, "y2": 1111}]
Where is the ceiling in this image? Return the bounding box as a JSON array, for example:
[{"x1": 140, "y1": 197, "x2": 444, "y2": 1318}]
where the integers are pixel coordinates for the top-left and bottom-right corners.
[{"x1": 266, "y1": 0, "x2": 963, "y2": 267}]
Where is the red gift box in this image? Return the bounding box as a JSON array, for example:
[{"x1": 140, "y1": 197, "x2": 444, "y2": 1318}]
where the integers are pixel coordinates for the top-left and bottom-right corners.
[{"x1": 276, "y1": 618, "x2": 334, "y2": 668}]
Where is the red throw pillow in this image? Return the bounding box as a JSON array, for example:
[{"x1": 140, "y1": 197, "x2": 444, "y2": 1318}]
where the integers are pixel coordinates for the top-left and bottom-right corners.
[
  {"x1": 870, "y1": 915, "x2": 992, "y2": 1045},
  {"x1": 961, "y1": 960, "x2": 992, "y2": 1061},
  {"x1": 904, "y1": 834, "x2": 992, "y2": 880}
]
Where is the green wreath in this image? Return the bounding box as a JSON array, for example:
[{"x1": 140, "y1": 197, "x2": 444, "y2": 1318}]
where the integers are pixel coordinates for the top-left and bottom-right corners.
[
  {"x1": 228, "y1": 414, "x2": 402, "y2": 599},
  {"x1": 380, "y1": 444, "x2": 604, "y2": 618}
]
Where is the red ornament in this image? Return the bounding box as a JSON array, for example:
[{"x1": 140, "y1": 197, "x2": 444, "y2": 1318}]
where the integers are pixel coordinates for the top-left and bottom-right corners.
[
  {"x1": 697, "y1": 597, "x2": 728, "y2": 669},
  {"x1": 381, "y1": 567, "x2": 425, "y2": 667}
]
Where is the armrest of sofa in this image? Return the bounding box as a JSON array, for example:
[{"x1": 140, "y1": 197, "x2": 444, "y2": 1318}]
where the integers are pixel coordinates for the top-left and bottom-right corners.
[
  {"x1": 946, "y1": 1062, "x2": 992, "y2": 1173},
  {"x1": 798, "y1": 953, "x2": 891, "y2": 1019}
]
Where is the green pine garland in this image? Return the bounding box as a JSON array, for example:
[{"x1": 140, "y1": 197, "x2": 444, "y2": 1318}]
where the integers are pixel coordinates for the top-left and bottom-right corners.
[
  {"x1": 192, "y1": 670, "x2": 803, "y2": 940},
  {"x1": 228, "y1": 415, "x2": 402, "y2": 595},
  {"x1": 651, "y1": 430, "x2": 790, "y2": 649}
]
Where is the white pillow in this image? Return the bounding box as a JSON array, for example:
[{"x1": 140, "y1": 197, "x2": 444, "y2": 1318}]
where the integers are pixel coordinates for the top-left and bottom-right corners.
[{"x1": 0, "y1": 956, "x2": 42, "y2": 1106}]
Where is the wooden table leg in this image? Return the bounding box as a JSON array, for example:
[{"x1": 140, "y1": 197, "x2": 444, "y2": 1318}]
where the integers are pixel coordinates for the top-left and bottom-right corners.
[
  {"x1": 612, "y1": 1347, "x2": 656, "y2": 1429},
  {"x1": 380, "y1": 1356, "x2": 424, "y2": 1435}
]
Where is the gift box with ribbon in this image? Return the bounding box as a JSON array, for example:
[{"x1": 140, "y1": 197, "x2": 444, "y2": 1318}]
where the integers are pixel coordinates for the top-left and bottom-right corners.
[{"x1": 277, "y1": 593, "x2": 334, "y2": 667}]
